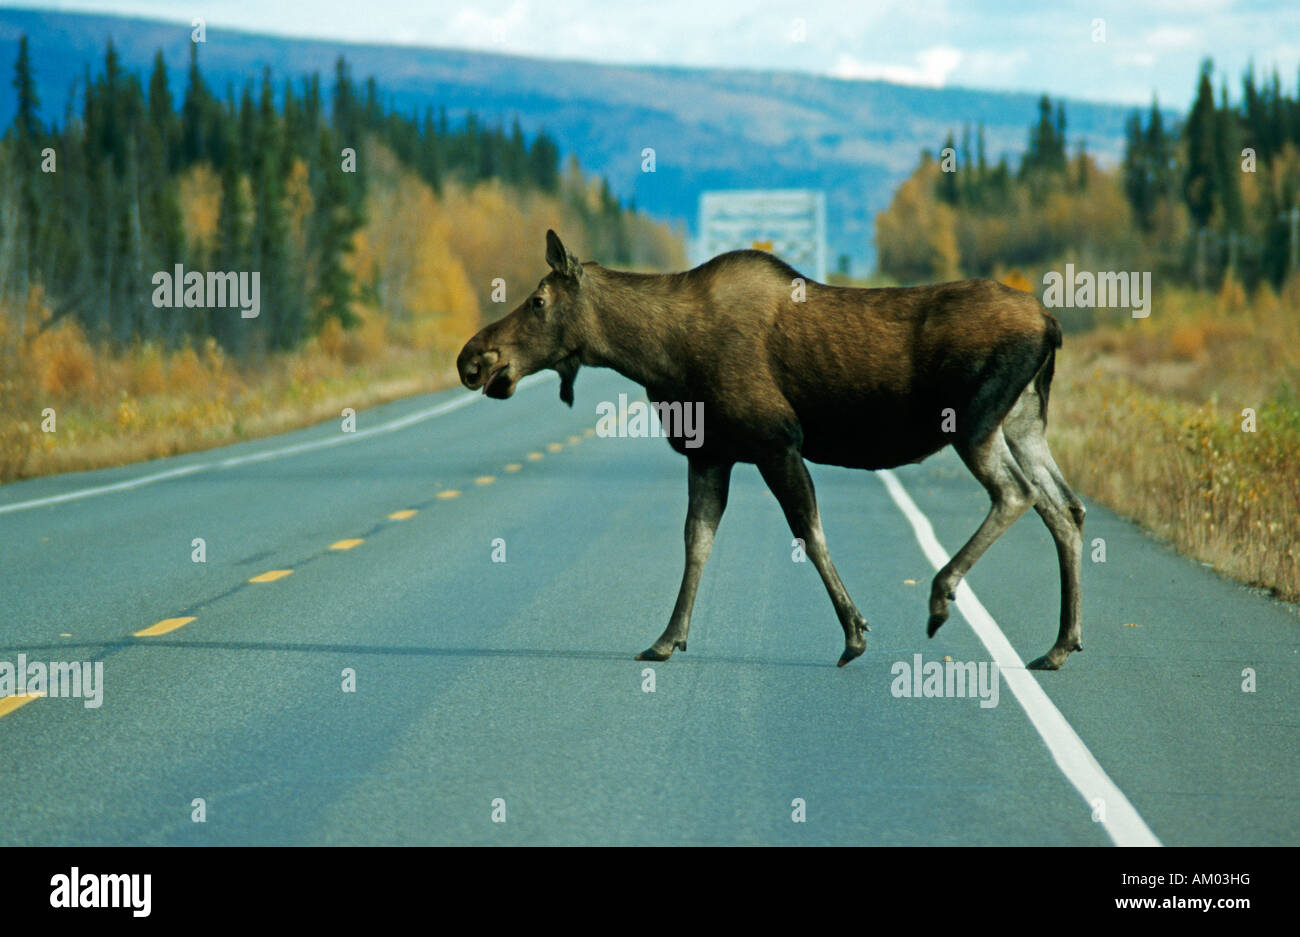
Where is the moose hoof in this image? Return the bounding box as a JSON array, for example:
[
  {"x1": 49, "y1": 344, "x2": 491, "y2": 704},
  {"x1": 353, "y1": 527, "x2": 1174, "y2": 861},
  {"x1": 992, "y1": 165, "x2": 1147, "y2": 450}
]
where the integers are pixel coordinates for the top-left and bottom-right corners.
[
  {"x1": 926, "y1": 612, "x2": 948, "y2": 638},
  {"x1": 837, "y1": 640, "x2": 866, "y2": 668},
  {"x1": 1026, "y1": 647, "x2": 1071, "y2": 671},
  {"x1": 635, "y1": 640, "x2": 686, "y2": 662}
]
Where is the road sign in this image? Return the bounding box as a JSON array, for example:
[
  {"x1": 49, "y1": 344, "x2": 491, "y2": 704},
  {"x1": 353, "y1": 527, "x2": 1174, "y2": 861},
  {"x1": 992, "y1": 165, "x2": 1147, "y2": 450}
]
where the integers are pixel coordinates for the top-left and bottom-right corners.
[{"x1": 696, "y1": 189, "x2": 827, "y2": 281}]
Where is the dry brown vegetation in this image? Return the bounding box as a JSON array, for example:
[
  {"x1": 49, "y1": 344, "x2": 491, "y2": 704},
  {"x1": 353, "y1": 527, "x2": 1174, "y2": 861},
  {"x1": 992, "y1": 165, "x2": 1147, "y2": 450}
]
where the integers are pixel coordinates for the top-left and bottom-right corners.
[
  {"x1": 1041, "y1": 276, "x2": 1300, "y2": 600},
  {"x1": 0, "y1": 297, "x2": 459, "y2": 481}
]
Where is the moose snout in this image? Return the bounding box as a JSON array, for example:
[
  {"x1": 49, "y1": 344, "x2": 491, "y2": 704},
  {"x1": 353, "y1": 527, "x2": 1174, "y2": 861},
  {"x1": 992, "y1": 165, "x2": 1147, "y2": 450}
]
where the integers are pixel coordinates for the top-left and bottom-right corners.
[{"x1": 457, "y1": 341, "x2": 500, "y2": 390}]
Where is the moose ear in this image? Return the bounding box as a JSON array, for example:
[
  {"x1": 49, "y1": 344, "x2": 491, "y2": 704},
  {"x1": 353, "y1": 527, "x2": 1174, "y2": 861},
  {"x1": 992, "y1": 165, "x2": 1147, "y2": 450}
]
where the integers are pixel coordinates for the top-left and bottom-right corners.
[
  {"x1": 545, "y1": 230, "x2": 566, "y2": 269},
  {"x1": 545, "y1": 229, "x2": 582, "y2": 280},
  {"x1": 554, "y1": 353, "x2": 580, "y2": 407}
]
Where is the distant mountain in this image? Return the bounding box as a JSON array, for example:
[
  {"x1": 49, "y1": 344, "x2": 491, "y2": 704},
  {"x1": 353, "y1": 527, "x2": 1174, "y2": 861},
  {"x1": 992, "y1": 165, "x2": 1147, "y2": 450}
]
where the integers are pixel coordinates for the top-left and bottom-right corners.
[{"x1": 0, "y1": 7, "x2": 1153, "y2": 272}]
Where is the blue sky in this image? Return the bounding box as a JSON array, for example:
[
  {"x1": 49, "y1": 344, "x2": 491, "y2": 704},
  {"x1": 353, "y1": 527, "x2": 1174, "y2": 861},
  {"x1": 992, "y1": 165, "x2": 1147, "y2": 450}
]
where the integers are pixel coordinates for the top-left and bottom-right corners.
[{"x1": 7, "y1": 0, "x2": 1299, "y2": 107}]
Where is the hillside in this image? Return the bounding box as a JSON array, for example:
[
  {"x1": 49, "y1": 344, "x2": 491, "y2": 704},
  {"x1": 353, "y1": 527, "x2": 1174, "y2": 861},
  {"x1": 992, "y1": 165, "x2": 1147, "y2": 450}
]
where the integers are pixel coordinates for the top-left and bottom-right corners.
[{"x1": 0, "y1": 6, "x2": 1147, "y2": 272}]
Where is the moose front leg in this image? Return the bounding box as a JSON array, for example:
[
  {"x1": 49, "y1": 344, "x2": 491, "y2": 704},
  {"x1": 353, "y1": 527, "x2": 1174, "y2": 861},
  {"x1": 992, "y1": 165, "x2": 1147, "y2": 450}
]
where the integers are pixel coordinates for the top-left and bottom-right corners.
[
  {"x1": 758, "y1": 448, "x2": 869, "y2": 667},
  {"x1": 636, "y1": 458, "x2": 733, "y2": 662}
]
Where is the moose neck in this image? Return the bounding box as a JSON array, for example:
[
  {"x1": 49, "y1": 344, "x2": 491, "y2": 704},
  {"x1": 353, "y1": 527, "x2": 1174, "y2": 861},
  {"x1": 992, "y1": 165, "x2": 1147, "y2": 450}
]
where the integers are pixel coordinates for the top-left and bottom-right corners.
[{"x1": 579, "y1": 267, "x2": 684, "y2": 391}]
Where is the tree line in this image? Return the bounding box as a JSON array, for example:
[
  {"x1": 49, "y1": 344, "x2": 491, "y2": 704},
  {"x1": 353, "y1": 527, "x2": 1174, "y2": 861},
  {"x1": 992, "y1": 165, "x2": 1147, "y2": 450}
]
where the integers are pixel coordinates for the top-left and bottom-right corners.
[
  {"x1": 935, "y1": 95, "x2": 1090, "y2": 212},
  {"x1": 1125, "y1": 60, "x2": 1300, "y2": 288},
  {"x1": 0, "y1": 34, "x2": 633, "y2": 357},
  {"x1": 878, "y1": 66, "x2": 1300, "y2": 291}
]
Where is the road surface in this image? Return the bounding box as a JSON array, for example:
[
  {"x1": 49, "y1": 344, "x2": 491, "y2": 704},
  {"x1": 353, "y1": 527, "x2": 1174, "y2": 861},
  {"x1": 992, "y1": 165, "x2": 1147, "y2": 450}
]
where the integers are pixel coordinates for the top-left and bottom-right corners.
[{"x1": 1, "y1": 369, "x2": 1296, "y2": 845}]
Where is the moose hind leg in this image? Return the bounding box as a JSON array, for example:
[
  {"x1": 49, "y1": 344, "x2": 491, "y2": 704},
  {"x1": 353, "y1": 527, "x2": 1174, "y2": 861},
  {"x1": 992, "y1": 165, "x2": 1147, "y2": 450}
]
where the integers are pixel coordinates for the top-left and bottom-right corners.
[
  {"x1": 927, "y1": 427, "x2": 1035, "y2": 638},
  {"x1": 758, "y1": 448, "x2": 869, "y2": 667},
  {"x1": 636, "y1": 458, "x2": 732, "y2": 662},
  {"x1": 1004, "y1": 419, "x2": 1085, "y2": 671}
]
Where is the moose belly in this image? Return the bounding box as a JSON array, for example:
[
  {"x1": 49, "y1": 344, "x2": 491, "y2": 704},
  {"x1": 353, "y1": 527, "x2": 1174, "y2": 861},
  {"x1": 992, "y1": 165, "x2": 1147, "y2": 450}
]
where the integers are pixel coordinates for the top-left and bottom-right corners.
[{"x1": 797, "y1": 406, "x2": 951, "y2": 470}]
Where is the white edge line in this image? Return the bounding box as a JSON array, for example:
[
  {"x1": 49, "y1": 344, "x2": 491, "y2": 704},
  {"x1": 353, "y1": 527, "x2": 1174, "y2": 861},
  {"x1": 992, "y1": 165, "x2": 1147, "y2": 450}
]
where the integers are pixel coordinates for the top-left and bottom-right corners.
[
  {"x1": 877, "y1": 468, "x2": 1162, "y2": 848},
  {"x1": 0, "y1": 463, "x2": 209, "y2": 515},
  {"x1": 0, "y1": 372, "x2": 554, "y2": 515}
]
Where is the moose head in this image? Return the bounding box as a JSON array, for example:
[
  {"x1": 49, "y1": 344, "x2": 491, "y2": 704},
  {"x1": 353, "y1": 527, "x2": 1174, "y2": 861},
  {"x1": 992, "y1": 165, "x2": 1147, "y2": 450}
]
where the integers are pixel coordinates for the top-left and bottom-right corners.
[{"x1": 456, "y1": 230, "x2": 589, "y2": 406}]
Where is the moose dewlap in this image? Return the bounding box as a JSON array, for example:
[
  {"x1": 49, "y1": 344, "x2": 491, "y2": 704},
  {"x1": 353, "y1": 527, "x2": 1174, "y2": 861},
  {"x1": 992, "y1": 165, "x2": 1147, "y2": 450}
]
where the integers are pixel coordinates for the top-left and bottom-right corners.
[{"x1": 458, "y1": 231, "x2": 1085, "y2": 671}]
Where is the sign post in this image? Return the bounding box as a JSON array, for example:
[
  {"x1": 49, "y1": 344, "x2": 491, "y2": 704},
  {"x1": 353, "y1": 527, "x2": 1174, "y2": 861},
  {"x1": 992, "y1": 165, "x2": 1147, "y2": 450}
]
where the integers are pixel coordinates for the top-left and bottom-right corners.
[{"x1": 697, "y1": 190, "x2": 828, "y2": 282}]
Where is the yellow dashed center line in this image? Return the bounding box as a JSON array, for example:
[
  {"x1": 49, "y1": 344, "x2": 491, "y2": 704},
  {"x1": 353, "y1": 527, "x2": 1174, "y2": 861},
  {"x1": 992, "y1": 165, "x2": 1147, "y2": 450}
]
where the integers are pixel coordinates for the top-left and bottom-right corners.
[
  {"x1": 135, "y1": 616, "x2": 196, "y2": 637},
  {"x1": 249, "y1": 569, "x2": 294, "y2": 583},
  {"x1": 131, "y1": 423, "x2": 599, "y2": 652},
  {"x1": 584, "y1": 428, "x2": 595, "y2": 437},
  {"x1": 0, "y1": 693, "x2": 43, "y2": 718}
]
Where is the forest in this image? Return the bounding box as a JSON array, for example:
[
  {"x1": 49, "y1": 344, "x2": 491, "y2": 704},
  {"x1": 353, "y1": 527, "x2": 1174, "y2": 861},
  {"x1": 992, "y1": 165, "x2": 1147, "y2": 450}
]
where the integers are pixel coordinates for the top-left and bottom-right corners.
[
  {"x1": 0, "y1": 34, "x2": 684, "y2": 480},
  {"x1": 876, "y1": 62, "x2": 1300, "y2": 295}
]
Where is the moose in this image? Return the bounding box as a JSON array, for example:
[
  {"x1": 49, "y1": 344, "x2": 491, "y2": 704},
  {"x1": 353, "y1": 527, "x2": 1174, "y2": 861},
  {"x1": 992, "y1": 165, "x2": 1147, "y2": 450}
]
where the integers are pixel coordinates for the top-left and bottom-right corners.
[{"x1": 458, "y1": 231, "x2": 1087, "y2": 670}]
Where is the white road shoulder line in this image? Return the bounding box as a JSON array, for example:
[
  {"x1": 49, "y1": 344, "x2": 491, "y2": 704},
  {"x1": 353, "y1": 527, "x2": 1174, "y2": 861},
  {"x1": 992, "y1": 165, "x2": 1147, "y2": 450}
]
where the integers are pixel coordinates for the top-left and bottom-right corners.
[
  {"x1": 877, "y1": 468, "x2": 1162, "y2": 848},
  {"x1": 0, "y1": 463, "x2": 208, "y2": 515},
  {"x1": 0, "y1": 373, "x2": 553, "y2": 515}
]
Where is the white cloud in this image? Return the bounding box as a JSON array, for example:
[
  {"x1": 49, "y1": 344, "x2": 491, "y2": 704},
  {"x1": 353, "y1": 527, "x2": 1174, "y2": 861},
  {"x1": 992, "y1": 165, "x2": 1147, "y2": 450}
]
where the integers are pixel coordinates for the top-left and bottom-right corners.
[
  {"x1": 1118, "y1": 51, "x2": 1158, "y2": 68},
  {"x1": 448, "y1": 0, "x2": 532, "y2": 46},
  {"x1": 832, "y1": 45, "x2": 963, "y2": 87},
  {"x1": 1143, "y1": 26, "x2": 1202, "y2": 49}
]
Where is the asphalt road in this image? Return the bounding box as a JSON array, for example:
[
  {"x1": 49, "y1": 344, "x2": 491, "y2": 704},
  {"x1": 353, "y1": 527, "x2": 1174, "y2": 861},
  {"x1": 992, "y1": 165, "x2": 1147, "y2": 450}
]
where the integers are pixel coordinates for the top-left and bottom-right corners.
[{"x1": 1, "y1": 369, "x2": 1296, "y2": 845}]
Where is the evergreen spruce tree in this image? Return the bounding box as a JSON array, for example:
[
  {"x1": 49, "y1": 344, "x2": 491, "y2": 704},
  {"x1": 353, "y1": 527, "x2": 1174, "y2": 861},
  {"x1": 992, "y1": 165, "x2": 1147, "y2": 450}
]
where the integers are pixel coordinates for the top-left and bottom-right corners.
[
  {"x1": 311, "y1": 126, "x2": 359, "y2": 331},
  {"x1": 253, "y1": 71, "x2": 295, "y2": 350},
  {"x1": 1145, "y1": 99, "x2": 1171, "y2": 201},
  {"x1": 529, "y1": 129, "x2": 559, "y2": 192},
  {"x1": 180, "y1": 42, "x2": 208, "y2": 165},
  {"x1": 1242, "y1": 66, "x2": 1267, "y2": 164},
  {"x1": 1184, "y1": 60, "x2": 1219, "y2": 284},
  {"x1": 1215, "y1": 82, "x2": 1244, "y2": 274},
  {"x1": 12, "y1": 34, "x2": 40, "y2": 140},
  {"x1": 10, "y1": 34, "x2": 41, "y2": 292},
  {"x1": 938, "y1": 131, "x2": 959, "y2": 204},
  {"x1": 147, "y1": 51, "x2": 179, "y2": 171},
  {"x1": 214, "y1": 123, "x2": 252, "y2": 352},
  {"x1": 1122, "y1": 111, "x2": 1153, "y2": 230}
]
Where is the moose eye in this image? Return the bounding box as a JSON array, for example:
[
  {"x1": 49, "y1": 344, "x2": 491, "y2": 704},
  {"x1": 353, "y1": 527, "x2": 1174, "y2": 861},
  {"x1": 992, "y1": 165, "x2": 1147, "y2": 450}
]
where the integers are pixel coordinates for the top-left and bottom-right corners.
[{"x1": 531, "y1": 295, "x2": 546, "y2": 313}]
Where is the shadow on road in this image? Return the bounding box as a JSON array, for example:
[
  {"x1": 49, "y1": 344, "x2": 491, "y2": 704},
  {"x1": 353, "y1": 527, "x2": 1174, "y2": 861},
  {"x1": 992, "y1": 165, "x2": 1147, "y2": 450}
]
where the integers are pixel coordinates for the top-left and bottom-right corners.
[{"x1": 0, "y1": 638, "x2": 834, "y2": 670}]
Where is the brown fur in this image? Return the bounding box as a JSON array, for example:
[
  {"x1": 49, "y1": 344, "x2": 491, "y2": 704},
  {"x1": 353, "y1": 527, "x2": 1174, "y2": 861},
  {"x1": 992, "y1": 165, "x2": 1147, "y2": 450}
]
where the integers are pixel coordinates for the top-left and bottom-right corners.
[{"x1": 457, "y1": 233, "x2": 1084, "y2": 670}]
